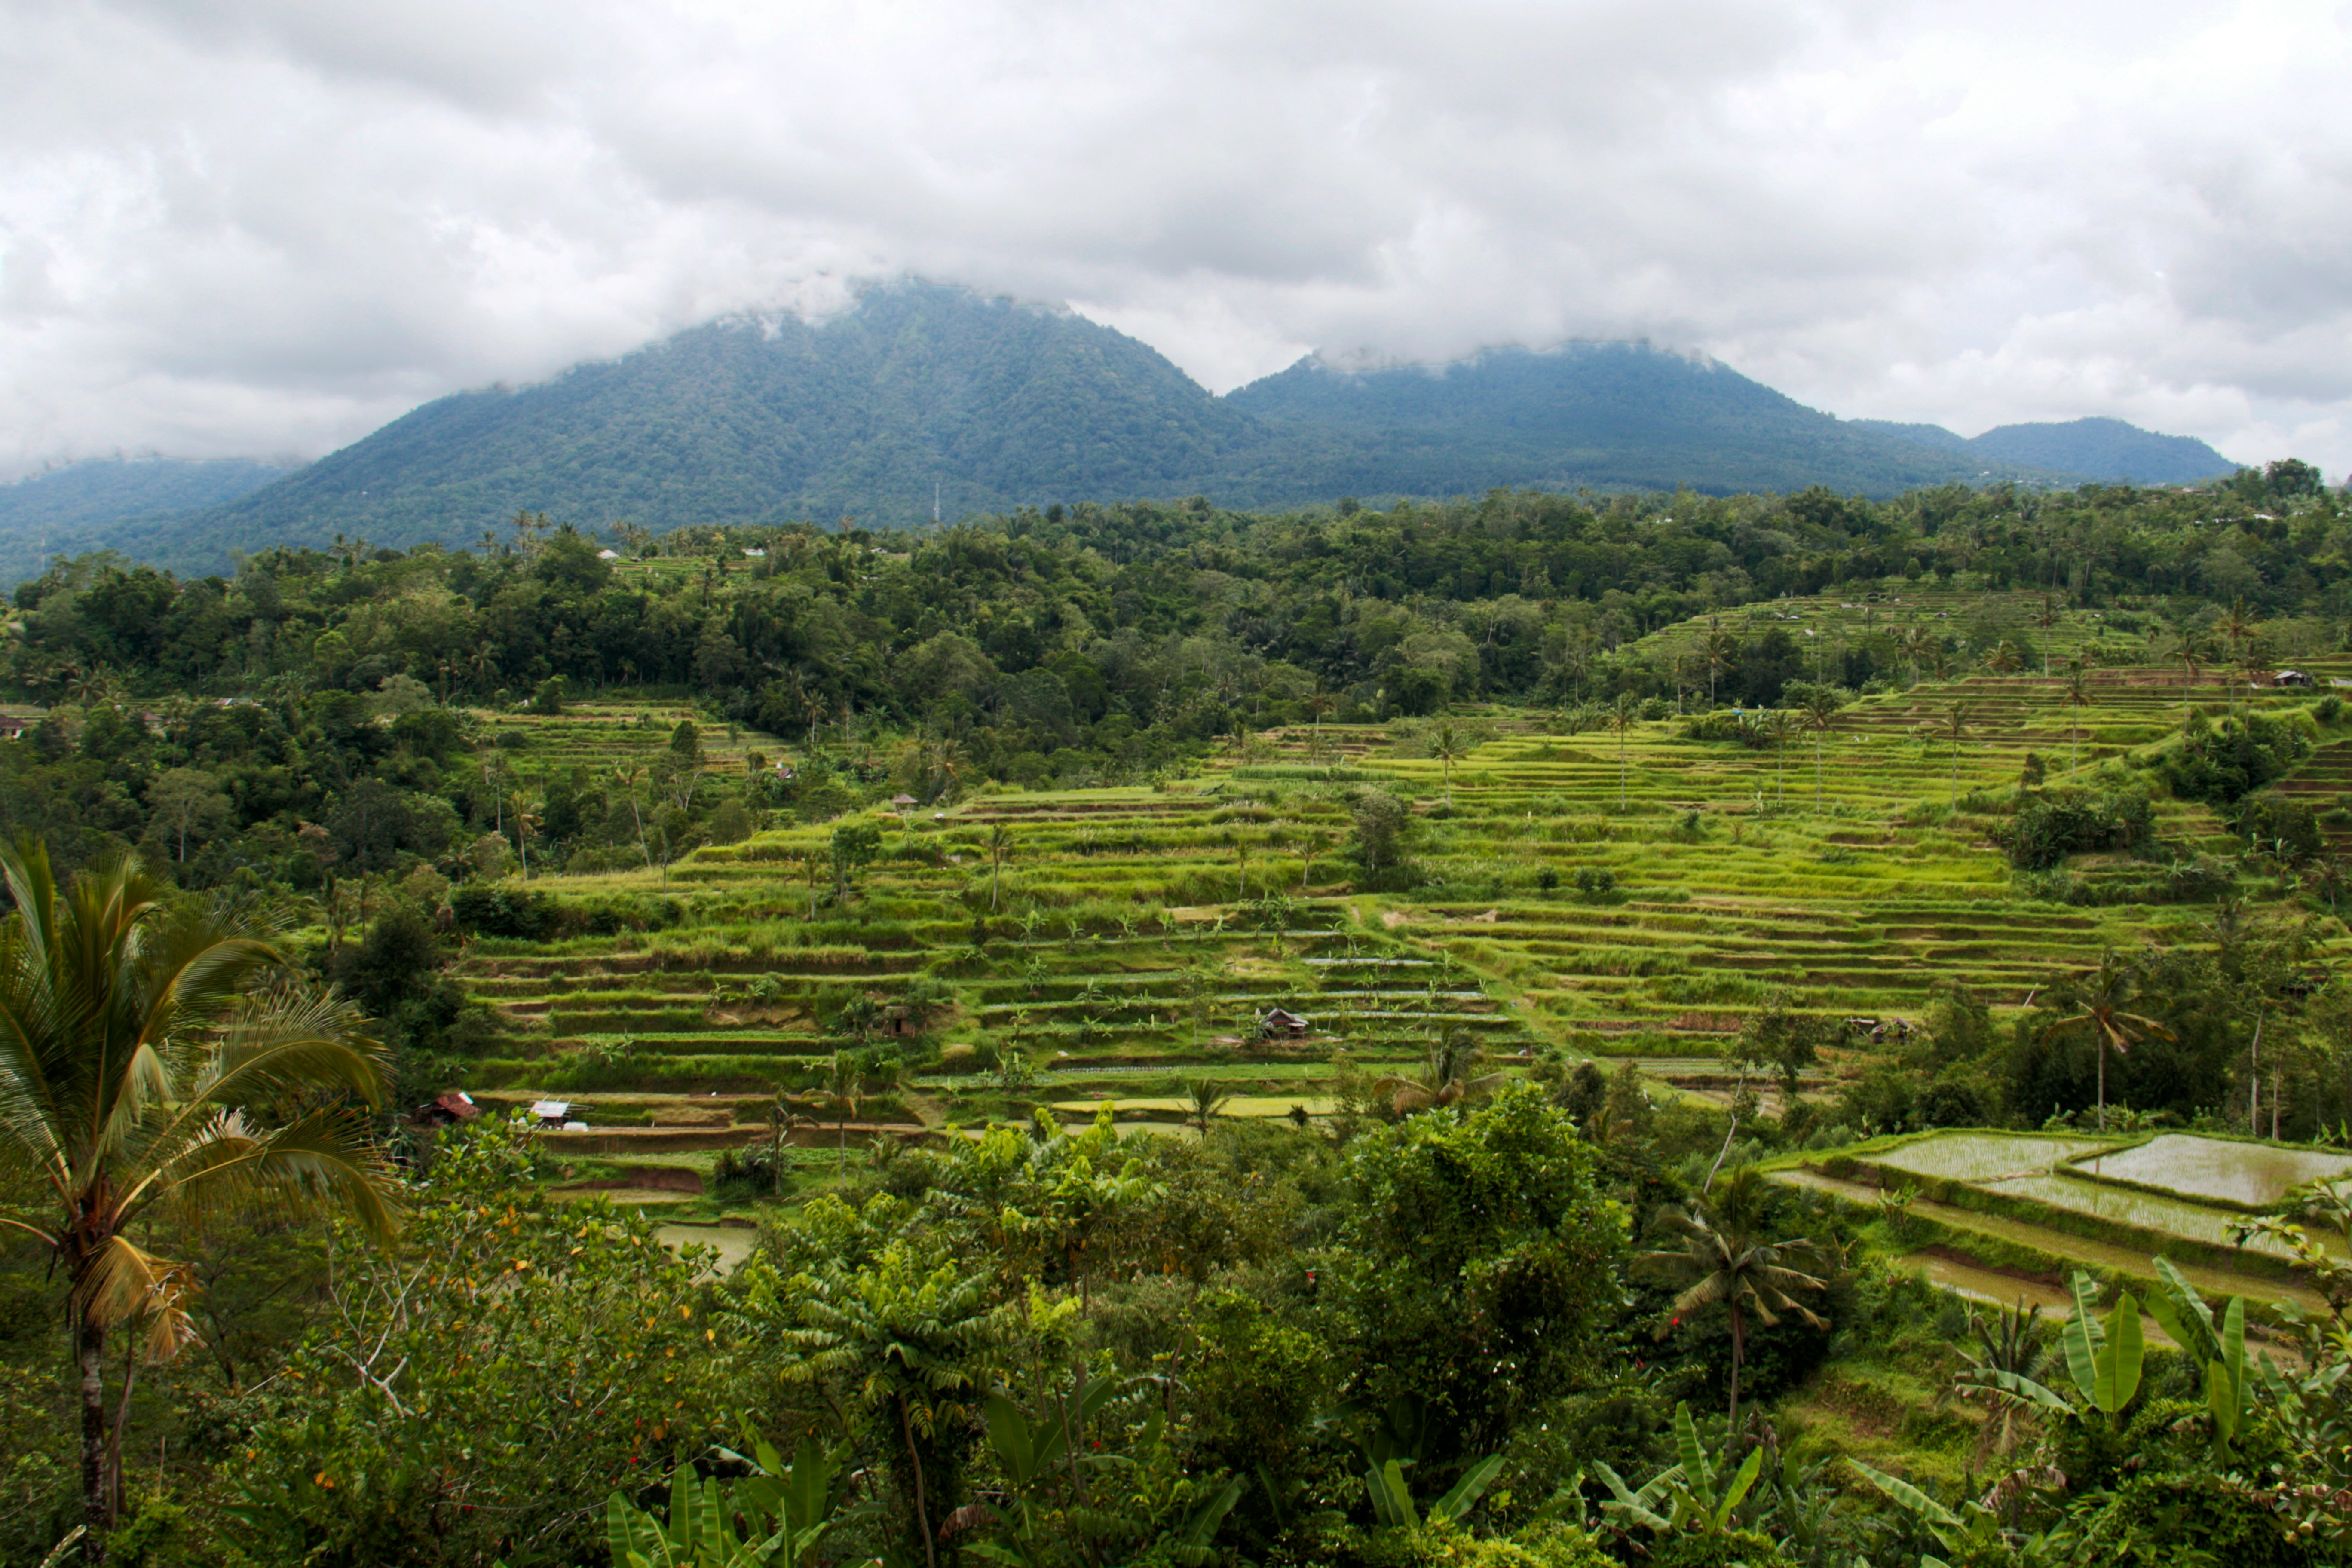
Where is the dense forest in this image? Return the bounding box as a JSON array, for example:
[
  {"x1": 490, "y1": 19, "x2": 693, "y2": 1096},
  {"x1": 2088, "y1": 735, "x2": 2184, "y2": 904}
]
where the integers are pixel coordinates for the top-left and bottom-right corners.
[{"x1": 3, "y1": 465, "x2": 2352, "y2": 1568}]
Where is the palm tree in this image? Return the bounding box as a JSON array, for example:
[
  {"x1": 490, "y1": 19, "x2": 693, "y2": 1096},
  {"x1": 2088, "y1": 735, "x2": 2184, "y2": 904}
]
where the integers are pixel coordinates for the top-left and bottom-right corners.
[
  {"x1": 2169, "y1": 630, "x2": 2213, "y2": 724},
  {"x1": 508, "y1": 790, "x2": 542, "y2": 881},
  {"x1": 1605, "y1": 693, "x2": 1640, "y2": 811},
  {"x1": 1298, "y1": 828, "x2": 1335, "y2": 892},
  {"x1": 614, "y1": 762, "x2": 652, "y2": 872},
  {"x1": 1182, "y1": 1077, "x2": 1234, "y2": 1137},
  {"x1": 1940, "y1": 1298, "x2": 2055, "y2": 1465},
  {"x1": 2033, "y1": 594, "x2": 2060, "y2": 677},
  {"x1": 986, "y1": 824, "x2": 1014, "y2": 912},
  {"x1": 1755, "y1": 709, "x2": 1795, "y2": 807},
  {"x1": 1798, "y1": 686, "x2": 1844, "y2": 811},
  {"x1": 1371, "y1": 1029, "x2": 1507, "y2": 1116},
  {"x1": 1984, "y1": 640, "x2": 2023, "y2": 680},
  {"x1": 1932, "y1": 701, "x2": 1972, "y2": 809},
  {"x1": 2061, "y1": 665, "x2": 2092, "y2": 776},
  {"x1": 0, "y1": 842, "x2": 395, "y2": 1549},
  {"x1": 1638, "y1": 1204, "x2": 1829, "y2": 1439},
  {"x1": 2040, "y1": 950, "x2": 2174, "y2": 1133},
  {"x1": 1432, "y1": 722, "x2": 1465, "y2": 807},
  {"x1": 1700, "y1": 618, "x2": 1736, "y2": 707},
  {"x1": 2217, "y1": 600, "x2": 2257, "y2": 717},
  {"x1": 818, "y1": 1050, "x2": 862, "y2": 1176}
]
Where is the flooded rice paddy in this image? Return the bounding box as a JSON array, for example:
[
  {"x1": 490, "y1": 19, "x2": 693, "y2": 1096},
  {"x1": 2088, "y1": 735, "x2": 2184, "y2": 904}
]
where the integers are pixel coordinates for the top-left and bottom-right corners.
[
  {"x1": 656, "y1": 1223, "x2": 758, "y2": 1274},
  {"x1": 1871, "y1": 1133, "x2": 2112, "y2": 1183},
  {"x1": 2078, "y1": 1134, "x2": 2352, "y2": 1208}
]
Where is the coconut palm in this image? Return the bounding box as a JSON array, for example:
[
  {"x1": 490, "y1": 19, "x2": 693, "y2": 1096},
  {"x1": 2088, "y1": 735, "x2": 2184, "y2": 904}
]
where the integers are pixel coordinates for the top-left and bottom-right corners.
[
  {"x1": 1371, "y1": 1029, "x2": 1508, "y2": 1116},
  {"x1": 1700, "y1": 618, "x2": 1737, "y2": 706},
  {"x1": 1298, "y1": 828, "x2": 1335, "y2": 892},
  {"x1": 613, "y1": 762, "x2": 652, "y2": 871},
  {"x1": 2033, "y1": 594, "x2": 2060, "y2": 677},
  {"x1": 1984, "y1": 640, "x2": 2024, "y2": 680},
  {"x1": 1432, "y1": 722, "x2": 1466, "y2": 807},
  {"x1": 1940, "y1": 1298, "x2": 2055, "y2": 1464},
  {"x1": 2061, "y1": 665, "x2": 2092, "y2": 776},
  {"x1": 2040, "y1": 950, "x2": 2174, "y2": 1133},
  {"x1": 507, "y1": 790, "x2": 542, "y2": 881},
  {"x1": 1797, "y1": 686, "x2": 1844, "y2": 812},
  {"x1": 1930, "y1": 701, "x2": 1972, "y2": 809},
  {"x1": 1637, "y1": 1204, "x2": 1829, "y2": 1439},
  {"x1": 1755, "y1": 709, "x2": 1795, "y2": 807},
  {"x1": 986, "y1": 824, "x2": 1014, "y2": 912},
  {"x1": 1182, "y1": 1077, "x2": 1234, "y2": 1137},
  {"x1": 1605, "y1": 693, "x2": 1641, "y2": 811},
  {"x1": 0, "y1": 841, "x2": 395, "y2": 1548}
]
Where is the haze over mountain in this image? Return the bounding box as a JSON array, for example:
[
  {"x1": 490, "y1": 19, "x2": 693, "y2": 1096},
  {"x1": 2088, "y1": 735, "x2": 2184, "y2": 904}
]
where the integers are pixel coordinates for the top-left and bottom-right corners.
[
  {"x1": 0, "y1": 458, "x2": 289, "y2": 582},
  {"x1": 1849, "y1": 416, "x2": 2233, "y2": 487},
  {"x1": 1, "y1": 286, "x2": 2245, "y2": 579}
]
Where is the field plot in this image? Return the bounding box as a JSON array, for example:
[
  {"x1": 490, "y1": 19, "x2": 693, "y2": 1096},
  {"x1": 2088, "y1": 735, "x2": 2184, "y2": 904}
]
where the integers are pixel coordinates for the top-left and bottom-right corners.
[
  {"x1": 1773, "y1": 1128, "x2": 2343, "y2": 1317},
  {"x1": 2077, "y1": 1133, "x2": 2352, "y2": 1207}
]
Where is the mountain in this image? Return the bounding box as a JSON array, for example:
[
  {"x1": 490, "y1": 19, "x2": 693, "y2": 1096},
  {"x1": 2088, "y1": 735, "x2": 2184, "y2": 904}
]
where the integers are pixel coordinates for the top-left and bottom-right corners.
[
  {"x1": 174, "y1": 284, "x2": 1264, "y2": 563},
  {"x1": 1846, "y1": 420, "x2": 1972, "y2": 453},
  {"x1": 1851, "y1": 415, "x2": 2234, "y2": 486},
  {"x1": 1223, "y1": 345, "x2": 2044, "y2": 498},
  {"x1": 34, "y1": 285, "x2": 2251, "y2": 577},
  {"x1": 0, "y1": 457, "x2": 287, "y2": 581},
  {"x1": 1967, "y1": 417, "x2": 2234, "y2": 485}
]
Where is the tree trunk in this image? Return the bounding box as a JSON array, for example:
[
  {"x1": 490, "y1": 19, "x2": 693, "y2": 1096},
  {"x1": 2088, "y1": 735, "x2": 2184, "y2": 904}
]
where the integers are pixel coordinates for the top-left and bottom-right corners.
[
  {"x1": 898, "y1": 1395, "x2": 937, "y2": 1568},
  {"x1": 1727, "y1": 1303, "x2": 1744, "y2": 1443},
  {"x1": 2096, "y1": 1038, "x2": 2107, "y2": 1133},
  {"x1": 77, "y1": 1311, "x2": 110, "y2": 1561}
]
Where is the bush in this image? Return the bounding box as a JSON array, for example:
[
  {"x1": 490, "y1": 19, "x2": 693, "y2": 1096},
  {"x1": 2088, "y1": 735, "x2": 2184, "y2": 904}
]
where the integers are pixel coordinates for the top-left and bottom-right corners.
[
  {"x1": 2156, "y1": 710, "x2": 2313, "y2": 805},
  {"x1": 1994, "y1": 789, "x2": 2154, "y2": 870}
]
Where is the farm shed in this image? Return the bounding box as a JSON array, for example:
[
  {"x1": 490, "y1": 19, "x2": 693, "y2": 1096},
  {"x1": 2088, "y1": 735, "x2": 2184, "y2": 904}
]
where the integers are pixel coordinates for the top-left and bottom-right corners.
[
  {"x1": 1259, "y1": 1007, "x2": 1311, "y2": 1040},
  {"x1": 530, "y1": 1099, "x2": 573, "y2": 1128},
  {"x1": 412, "y1": 1091, "x2": 479, "y2": 1127},
  {"x1": 2276, "y1": 669, "x2": 2314, "y2": 687}
]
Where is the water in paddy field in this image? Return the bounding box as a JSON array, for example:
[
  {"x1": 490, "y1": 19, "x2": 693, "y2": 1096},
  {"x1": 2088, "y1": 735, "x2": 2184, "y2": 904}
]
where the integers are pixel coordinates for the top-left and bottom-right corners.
[
  {"x1": 1873, "y1": 1133, "x2": 2113, "y2": 1183},
  {"x1": 2079, "y1": 1134, "x2": 2352, "y2": 1208},
  {"x1": 1990, "y1": 1174, "x2": 2329, "y2": 1258},
  {"x1": 657, "y1": 1224, "x2": 757, "y2": 1274}
]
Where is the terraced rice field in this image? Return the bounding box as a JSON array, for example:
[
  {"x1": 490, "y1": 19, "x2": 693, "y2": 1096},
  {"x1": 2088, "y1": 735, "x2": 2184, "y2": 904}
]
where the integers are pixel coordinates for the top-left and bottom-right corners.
[
  {"x1": 1772, "y1": 1130, "x2": 2340, "y2": 1317},
  {"x1": 449, "y1": 593, "x2": 2352, "y2": 1149},
  {"x1": 2079, "y1": 1133, "x2": 2352, "y2": 1207}
]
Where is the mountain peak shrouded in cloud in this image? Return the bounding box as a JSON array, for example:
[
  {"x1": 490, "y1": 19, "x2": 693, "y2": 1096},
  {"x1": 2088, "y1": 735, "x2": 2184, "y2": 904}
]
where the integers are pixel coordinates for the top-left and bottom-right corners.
[
  {"x1": 0, "y1": 282, "x2": 2156, "y2": 579},
  {"x1": 2, "y1": 1, "x2": 2346, "y2": 484},
  {"x1": 1850, "y1": 416, "x2": 2234, "y2": 487}
]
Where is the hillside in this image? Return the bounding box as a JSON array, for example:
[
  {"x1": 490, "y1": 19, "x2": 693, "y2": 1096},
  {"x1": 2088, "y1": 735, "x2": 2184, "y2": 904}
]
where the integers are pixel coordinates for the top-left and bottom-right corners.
[
  {"x1": 0, "y1": 456, "x2": 287, "y2": 581},
  {"x1": 1852, "y1": 414, "x2": 2235, "y2": 485},
  {"x1": 110, "y1": 288, "x2": 2110, "y2": 574},
  {"x1": 1223, "y1": 343, "x2": 2054, "y2": 496}
]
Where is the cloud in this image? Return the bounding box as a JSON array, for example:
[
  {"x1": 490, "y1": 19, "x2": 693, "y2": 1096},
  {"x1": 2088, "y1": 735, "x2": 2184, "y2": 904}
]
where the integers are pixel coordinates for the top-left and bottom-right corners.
[{"x1": 2, "y1": 0, "x2": 2348, "y2": 479}]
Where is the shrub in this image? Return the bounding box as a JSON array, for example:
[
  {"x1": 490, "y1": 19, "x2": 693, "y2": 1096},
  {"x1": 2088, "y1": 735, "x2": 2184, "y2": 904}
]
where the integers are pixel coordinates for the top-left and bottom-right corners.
[
  {"x1": 1994, "y1": 789, "x2": 2154, "y2": 870},
  {"x1": 2155, "y1": 710, "x2": 2313, "y2": 805}
]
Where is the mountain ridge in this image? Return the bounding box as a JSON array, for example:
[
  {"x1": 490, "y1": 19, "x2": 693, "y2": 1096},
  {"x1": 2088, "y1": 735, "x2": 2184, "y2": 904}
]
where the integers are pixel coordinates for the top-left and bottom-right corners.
[{"x1": 2, "y1": 285, "x2": 2249, "y2": 577}]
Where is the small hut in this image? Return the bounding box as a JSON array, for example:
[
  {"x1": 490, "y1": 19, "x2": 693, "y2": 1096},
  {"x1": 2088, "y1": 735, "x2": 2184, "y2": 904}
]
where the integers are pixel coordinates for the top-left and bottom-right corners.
[
  {"x1": 2277, "y1": 669, "x2": 2315, "y2": 688},
  {"x1": 891, "y1": 793, "x2": 918, "y2": 811},
  {"x1": 530, "y1": 1099, "x2": 573, "y2": 1128},
  {"x1": 411, "y1": 1090, "x2": 479, "y2": 1128},
  {"x1": 1259, "y1": 1007, "x2": 1311, "y2": 1041}
]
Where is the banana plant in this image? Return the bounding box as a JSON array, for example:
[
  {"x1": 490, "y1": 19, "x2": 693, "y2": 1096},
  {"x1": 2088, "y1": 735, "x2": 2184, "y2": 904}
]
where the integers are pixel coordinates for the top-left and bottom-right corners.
[
  {"x1": 2142, "y1": 1256, "x2": 2251, "y2": 1458},
  {"x1": 1363, "y1": 1454, "x2": 1505, "y2": 1529},
  {"x1": 1846, "y1": 1458, "x2": 2012, "y2": 1567},
  {"x1": 1593, "y1": 1402, "x2": 1764, "y2": 1537},
  {"x1": 1975, "y1": 1274, "x2": 2144, "y2": 1419},
  {"x1": 605, "y1": 1430, "x2": 845, "y2": 1568}
]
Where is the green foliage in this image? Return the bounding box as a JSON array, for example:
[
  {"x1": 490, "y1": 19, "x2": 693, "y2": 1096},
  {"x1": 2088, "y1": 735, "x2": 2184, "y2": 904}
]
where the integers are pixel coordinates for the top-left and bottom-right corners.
[
  {"x1": 1335, "y1": 1087, "x2": 1629, "y2": 1462},
  {"x1": 1997, "y1": 788, "x2": 2155, "y2": 870}
]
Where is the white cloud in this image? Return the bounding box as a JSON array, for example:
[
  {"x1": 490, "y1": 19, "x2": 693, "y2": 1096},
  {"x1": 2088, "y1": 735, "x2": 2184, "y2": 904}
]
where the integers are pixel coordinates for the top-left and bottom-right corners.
[{"x1": 3, "y1": 0, "x2": 2349, "y2": 479}]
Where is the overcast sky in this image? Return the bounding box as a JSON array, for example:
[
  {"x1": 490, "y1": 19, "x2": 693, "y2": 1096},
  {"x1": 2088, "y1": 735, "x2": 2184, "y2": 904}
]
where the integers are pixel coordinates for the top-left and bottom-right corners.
[{"x1": 4, "y1": 0, "x2": 2350, "y2": 481}]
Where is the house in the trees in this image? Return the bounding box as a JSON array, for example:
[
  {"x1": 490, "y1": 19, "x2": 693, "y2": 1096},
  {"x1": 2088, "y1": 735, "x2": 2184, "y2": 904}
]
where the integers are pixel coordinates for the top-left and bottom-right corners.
[
  {"x1": 1259, "y1": 1007, "x2": 1311, "y2": 1040},
  {"x1": 411, "y1": 1091, "x2": 479, "y2": 1128}
]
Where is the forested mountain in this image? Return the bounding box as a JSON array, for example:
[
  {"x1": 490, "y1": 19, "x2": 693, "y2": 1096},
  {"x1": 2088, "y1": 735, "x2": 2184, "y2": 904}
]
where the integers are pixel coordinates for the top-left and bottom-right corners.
[
  {"x1": 1851, "y1": 415, "x2": 2236, "y2": 485},
  {"x1": 70, "y1": 287, "x2": 2189, "y2": 576},
  {"x1": 0, "y1": 456, "x2": 288, "y2": 581},
  {"x1": 1223, "y1": 344, "x2": 2052, "y2": 496}
]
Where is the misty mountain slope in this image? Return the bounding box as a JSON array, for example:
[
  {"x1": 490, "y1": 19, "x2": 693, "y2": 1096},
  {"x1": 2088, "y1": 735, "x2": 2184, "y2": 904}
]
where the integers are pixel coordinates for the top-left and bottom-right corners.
[
  {"x1": 1225, "y1": 346, "x2": 2052, "y2": 497},
  {"x1": 89, "y1": 289, "x2": 2263, "y2": 578},
  {"x1": 0, "y1": 457, "x2": 288, "y2": 583},
  {"x1": 183, "y1": 283, "x2": 1264, "y2": 558},
  {"x1": 1849, "y1": 419, "x2": 1973, "y2": 453},
  {"x1": 1967, "y1": 417, "x2": 2233, "y2": 485}
]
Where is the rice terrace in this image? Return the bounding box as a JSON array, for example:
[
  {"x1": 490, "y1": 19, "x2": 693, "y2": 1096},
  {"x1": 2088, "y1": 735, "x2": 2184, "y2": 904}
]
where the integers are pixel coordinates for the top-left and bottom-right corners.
[{"x1": 9, "y1": 474, "x2": 2352, "y2": 1567}]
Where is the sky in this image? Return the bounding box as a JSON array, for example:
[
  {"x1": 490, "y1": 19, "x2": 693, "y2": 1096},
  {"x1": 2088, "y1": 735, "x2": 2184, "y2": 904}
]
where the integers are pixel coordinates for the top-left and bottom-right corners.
[{"x1": 4, "y1": 0, "x2": 2351, "y2": 481}]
